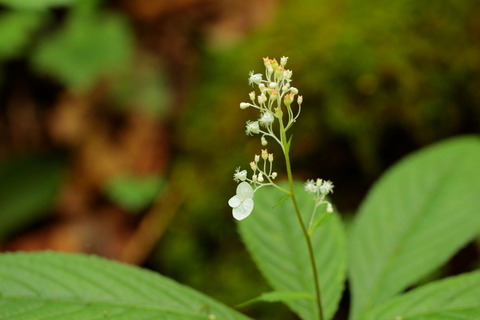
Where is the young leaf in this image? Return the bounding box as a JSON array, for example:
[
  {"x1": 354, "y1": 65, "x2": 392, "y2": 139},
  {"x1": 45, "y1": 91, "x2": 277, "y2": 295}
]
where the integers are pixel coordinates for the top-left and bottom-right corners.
[
  {"x1": 349, "y1": 136, "x2": 480, "y2": 319},
  {"x1": 0, "y1": 251, "x2": 251, "y2": 320},
  {"x1": 238, "y1": 181, "x2": 347, "y2": 320},
  {"x1": 361, "y1": 271, "x2": 480, "y2": 320}
]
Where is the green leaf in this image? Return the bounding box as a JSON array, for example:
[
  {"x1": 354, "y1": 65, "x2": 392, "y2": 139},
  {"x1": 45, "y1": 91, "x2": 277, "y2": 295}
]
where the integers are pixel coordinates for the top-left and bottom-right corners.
[
  {"x1": 237, "y1": 291, "x2": 315, "y2": 308},
  {"x1": 32, "y1": 0, "x2": 133, "y2": 89},
  {"x1": 0, "y1": 10, "x2": 45, "y2": 60},
  {"x1": 0, "y1": 0, "x2": 78, "y2": 10},
  {"x1": 0, "y1": 251, "x2": 251, "y2": 320},
  {"x1": 238, "y1": 181, "x2": 347, "y2": 320},
  {"x1": 0, "y1": 153, "x2": 65, "y2": 240},
  {"x1": 105, "y1": 174, "x2": 165, "y2": 212},
  {"x1": 361, "y1": 271, "x2": 480, "y2": 320},
  {"x1": 349, "y1": 136, "x2": 480, "y2": 319}
]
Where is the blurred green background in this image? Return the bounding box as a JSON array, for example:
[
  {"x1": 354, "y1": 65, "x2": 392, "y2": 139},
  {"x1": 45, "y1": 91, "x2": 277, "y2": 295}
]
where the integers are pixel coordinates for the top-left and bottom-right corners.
[{"x1": 0, "y1": 0, "x2": 478, "y2": 319}]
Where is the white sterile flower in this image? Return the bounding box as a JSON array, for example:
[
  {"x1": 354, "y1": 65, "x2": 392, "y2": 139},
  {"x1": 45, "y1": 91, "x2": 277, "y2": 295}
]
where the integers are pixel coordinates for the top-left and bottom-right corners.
[
  {"x1": 245, "y1": 121, "x2": 260, "y2": 135},
  {"x1": 228, "y1": 182, "x2": 254, "y2": 220},
  {"x1": 304, "y1": 179, "x2": 319, "y2": 193},
  {"x1": 319, "y1": 180, "x2": 334, "y2": 194},
  {"x1": 249, "y1": 71, "x2": 262, "y2": 86},
  {"x1": 258, "y1": 112, "x2": 274, "y2": 126},
  {"x1": 233, "y1": 167, "x2": 247, "y2": 182}
]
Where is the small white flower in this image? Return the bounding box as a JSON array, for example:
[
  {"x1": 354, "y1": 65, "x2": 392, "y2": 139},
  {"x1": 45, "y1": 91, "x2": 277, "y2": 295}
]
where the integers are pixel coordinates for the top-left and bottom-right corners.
[
  {"x1": 228, "y1": 182, "x2": 254, "y2": 220},
  {"x1": 271, "y1": 172, "x2": 277, "y2": 179},
  {"x1": 319, "y1": 180, "x2": 334, "y2": 195},
  {"x1": 249, "y1": 92, "x2": 256, "y2": 101},
  {"x1": 249, "y1": 71, "x2": 263, "y2": 86},
  {"x1": 258, "y1": 112, "x2": 274, "y2": 126},
  {"x1": 280, "y1": 56, "x2": 288, "y2": 66},
  {"x1": 304, "y1": 179, "x2": 319, "y2": 193},
  {"x1": 245, "y1": 121, "x2": 260, "y2": 135},
  {"x1": 233, "y1": 167, "x2": 247, "y2": 182}
]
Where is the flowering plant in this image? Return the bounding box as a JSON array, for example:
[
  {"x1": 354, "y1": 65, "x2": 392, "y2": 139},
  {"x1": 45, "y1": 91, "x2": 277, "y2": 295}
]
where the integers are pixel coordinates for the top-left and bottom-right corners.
[{"x1": 0, "y1": 57, "x2": 478, "y2": 320}]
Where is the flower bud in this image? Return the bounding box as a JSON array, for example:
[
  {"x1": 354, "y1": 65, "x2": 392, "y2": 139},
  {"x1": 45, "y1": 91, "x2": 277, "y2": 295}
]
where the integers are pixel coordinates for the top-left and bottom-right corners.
[
  {"x1": 268, "y1": 153, "x2": 274, "y2": 162},
  {"x1": 258, "y1": 93, "x2": 267, "y2": 104},
  {"x1": 240, "y1": 102, "x2": 250, "y2": 109},
  {"x1": 280, "y1": 56, "x2": 288, "y2": 67},
  {"x1": 258, "y1": 83, "x2": 266, "y2": 92},
  {"x1": 261, "y1": 136, "x2": 268, "y2": 146},
  {"x1": 254, "y1": 155, "x2": 260, "y2": 163},
  {"x1": 282, "y1": 83, "x2": 291, "y2": 91},
  {"x1": 284, "y1": 93, "x2": 294, "y2": 106},
  {"x1": 271, "y1": 172, "x2": 277, "y2": 179},
  {"x1": 249, "y1": 92, "x2": 255, "y2": 101},
  {"x1": 270, "y1": 90, "x2": 278, "y2": 101},
  {"x1": 257, "y1": 173, "x2": 264, "y2": 183},
  {"x1": 297, "y1": 95, "x2": 303, "y2": 105},
  {"x1": 290, "y1": 87, "x2": 298, "y2": 95},
  {"x1": 269, "y1": 82, "x2": 277, "y2": 89},
  {"x1": 250, "y1": 161, "x2": 257, "y2": 170},
  {"x1": 261, "y1": 149, "x2": 268, "y2": 160}
]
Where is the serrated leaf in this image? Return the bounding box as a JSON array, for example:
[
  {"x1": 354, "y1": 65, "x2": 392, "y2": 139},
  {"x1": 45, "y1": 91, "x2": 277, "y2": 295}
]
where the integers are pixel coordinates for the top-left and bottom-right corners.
[
  {"x1": 0, "y1": 153, "x2": 65, "y2": 240},
  {"x1": 0, "y1": 0, "x2": 78, "y2": 10},
  {"x1": 237, "y1": 291, "x2": 315, "y2": 308},
  {"x1": 0, "y1": 251, "x2": 251, "y2": 320},
  {"x1": 361, "y1": 271, "x2": 480, "y2": 320},
  {"x1": 238, "y1": 181, "x2": 347, "y2": 320},
  {"x1": 349, "y1": 136, "x2": 480, "y2": 319}
]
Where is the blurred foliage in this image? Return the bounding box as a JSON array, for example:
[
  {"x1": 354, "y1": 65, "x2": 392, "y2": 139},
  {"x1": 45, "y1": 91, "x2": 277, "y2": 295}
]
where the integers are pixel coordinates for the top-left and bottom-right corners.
[
  {"x1": 0, "y1": 10, "x2": 45, "y2": 60},
  {"x1": 33, "y1": 0, "x2": 133, "y2": 90},
  {"x1": 0, "y1": 153, "x2": 65, "y2": 240},
  {"x1": 105, "y1": 174, "x2": 165, "y2": 212},
  {"x1": 0, "y1": 0, "x2": 78, "y2": 10}
]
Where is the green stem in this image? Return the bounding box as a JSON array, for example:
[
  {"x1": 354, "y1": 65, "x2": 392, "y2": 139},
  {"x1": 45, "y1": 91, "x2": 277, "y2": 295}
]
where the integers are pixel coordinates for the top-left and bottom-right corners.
[{"x1": 280, "y1": 122, "x2": 324, "y2": 320}]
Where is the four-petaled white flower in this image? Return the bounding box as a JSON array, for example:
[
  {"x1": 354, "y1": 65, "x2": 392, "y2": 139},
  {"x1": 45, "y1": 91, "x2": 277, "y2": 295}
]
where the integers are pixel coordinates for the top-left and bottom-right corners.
[{"x1": 228, "y1": 182, "x2": 254, "y2": 220}]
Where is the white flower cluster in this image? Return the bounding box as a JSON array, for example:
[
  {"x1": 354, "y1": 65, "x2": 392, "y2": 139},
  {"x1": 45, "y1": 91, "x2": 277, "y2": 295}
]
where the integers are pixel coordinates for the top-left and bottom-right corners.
[
  {"x1": 229, "y1": 149, "x2": 278, "y2": 220},
  {"x1": 304, "y1": 178, "x2": 334, "y2": 213},
  {"x1": 239, "y1": 56, "x2": 303, "y2": 147}
]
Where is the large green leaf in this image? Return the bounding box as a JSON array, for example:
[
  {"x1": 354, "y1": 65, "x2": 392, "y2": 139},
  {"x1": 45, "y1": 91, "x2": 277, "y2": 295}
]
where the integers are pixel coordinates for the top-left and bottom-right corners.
[
  {"x1": 0, "y1": 251, "x2": 251, "y2": 320},
  {"x1": 349, "y1": 136, "x2": 480, "y2": 319},
  {"x1": 238, "y1": 181, "x2": 347, "y2": 320},
  {"x1": 0, "y1": 153, "x2": 65, "y2": 240},
  {"x1": 361, "y1": 271, "x2": 480, "y2": 320}
]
